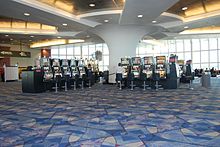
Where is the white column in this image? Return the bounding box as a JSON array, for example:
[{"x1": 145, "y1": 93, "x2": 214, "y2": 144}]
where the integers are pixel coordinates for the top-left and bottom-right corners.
[{"x1": 93, "y1": 24, "x2": 148, "y2": 83}]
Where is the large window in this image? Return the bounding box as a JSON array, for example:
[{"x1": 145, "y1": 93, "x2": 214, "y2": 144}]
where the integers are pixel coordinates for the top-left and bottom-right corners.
[
  {"x1": 51, "y1": 43, "x2": 109, "y2": 71},
  {"x1": 136, "y1": 38, "x2": 220, "y2": 69}
]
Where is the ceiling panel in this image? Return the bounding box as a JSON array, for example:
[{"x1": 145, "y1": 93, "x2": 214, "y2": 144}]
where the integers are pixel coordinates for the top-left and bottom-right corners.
[{"x1": 37, "y1": 0, "x2": 125, "y2": 15}]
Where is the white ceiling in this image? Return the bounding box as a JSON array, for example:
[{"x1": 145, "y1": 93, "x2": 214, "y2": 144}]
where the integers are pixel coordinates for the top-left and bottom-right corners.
[{"x1": 0, "y1": 0, "x2": 219, "y2": 45}]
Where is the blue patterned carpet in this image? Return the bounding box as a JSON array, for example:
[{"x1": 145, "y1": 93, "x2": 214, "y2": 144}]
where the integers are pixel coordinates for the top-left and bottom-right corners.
[{"x1": 0, "y1": 79, "x2": 220, "y2": 147}]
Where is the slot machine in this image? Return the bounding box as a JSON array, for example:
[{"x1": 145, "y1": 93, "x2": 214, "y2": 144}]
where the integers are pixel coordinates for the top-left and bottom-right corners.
[
  {"x1": 131, "y1": 57, "x2": 141, "y2": 78},
  {"x1": 142, "y1": 56, "x2": 155, "y2": 79},
  {"x1": 121, "y1": 57, "x2": 131, "y2": 78},
  {"x1": 70, "y1": 59, "x2": 79, "y2": 77},
  {"x1": 61, "y1": 59, "x2": 71, "y2": 77},
  {"x1": 155, "y1": 56, "x2": 167, "y2": 79},
  {"x1": 40, "y1": 57, "x2": 53, "y2": 81},
  {"x1": 78, "y1": 58, "x2": 86, "y2": 78},
  {"x1": 51, "y1": 59, "x2": 62, "y2": 78}
]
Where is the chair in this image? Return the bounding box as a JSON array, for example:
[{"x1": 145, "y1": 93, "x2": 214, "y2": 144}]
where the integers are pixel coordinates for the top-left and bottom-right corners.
[{"x1": 116, "y1": 73, "x2": 123, "y2": 90}]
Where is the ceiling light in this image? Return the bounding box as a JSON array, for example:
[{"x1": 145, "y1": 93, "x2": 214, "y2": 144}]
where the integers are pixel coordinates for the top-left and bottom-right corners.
[
  {"x1": 10, "y1": 38, "x2": 13, "y2": 40},
  {"x1": 137, "y1": 14, "x2": 143, "y2": 18},
  {"x1": 86, "y1": 35, "x2": 90, "y2": 38},
  {"x1": 5, "y1": 35, "x2": 9, "y2": 37},
  {"x1": 30, "y1": 36, "x2": 34, "y2": 38},
  {"x1": 62, "y1": 23, "x2": 67, "y2": 26},
  {"x1": 104, "y1": 19, "x2": 109, "y2": 23},
  {"x1": 89, "y1": 3, "x2": 95, "y2": 7},
  {"x1": 24, "y1": 13, "x2": 30, "y2": 16},
  {"x1": 152, "y1": 20, "x2": 157, "y2": 23},
  {"x1": 182, "y1": 7, "x2": 188, "y2": 11},
  {"x1": 184, "y1": 26, "x2": 189, "y2": 29},
  {"x1": 57, "y1": 36, "x2": 61, "y2": 39}
]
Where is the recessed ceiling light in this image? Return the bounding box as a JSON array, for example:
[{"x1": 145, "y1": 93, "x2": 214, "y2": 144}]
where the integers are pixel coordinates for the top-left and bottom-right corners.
[
  {"x1": 62, "y1": 23, "x2": 67, "y2": 26},
  {"x1": 86, "y1": 35, "x2": 90, "y2": 38},
  {"x1": 182, "y1": 7, "x2": 188, "y2": 11},
  {"x1": 57, "y1": 36, "x2": 61, "y2": 39},
  {"x1": 30, "y1": 36, "x2": 34, "y2": 38},
  {"x1": 24, "y1": 13, "x2": 30, "y2": 16},
  {"x1": 137, "y1": 14, "x2": 143, "y2": 18},
  {"x1": 104, "y1": 19, "x2": 109, "y2": 23},
  {"x1": 89, "y1": 3, "x2": 95, "y2": 7},
  {"x1": 10, "y1": 38, "x2": 13, "y2": 40},
  {"x1": 152, "y1": 20, "x2": 157, "y2": 23},
  {"x1": 5, "y1": 35, "x2": 9, "y2": 37},
  {"x1": 184, "y1": 26, "x2": 189, "y2": 29}
]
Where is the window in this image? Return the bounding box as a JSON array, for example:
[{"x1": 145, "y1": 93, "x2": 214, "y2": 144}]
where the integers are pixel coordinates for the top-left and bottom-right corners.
[
  {"x1": 51, "y1": 46, "x2": 59, "y2": 55},
  {"x1": 49, "y1": 43, "x2": 109, "y2": 72},
  {"x1": 168, "y1": 40, "x2": 176, "y2": 53},
  {"x1": 74, "y1": 46, "x2": 81, "y2": 55},
  {"x1": 177, "y1": 53, "x2": 184, "y2": 60},
  {"x1": 176, "y1": 40, "x2": 184, "y2": 52},
  {"x1": 192, "y1": 52, "x2": 200, "y2": 63},
  {"x1": 137, "y1": 38, "x2": 220, "y2": 70},
  {"x1": 103, "y1": 44, "x2": 109, "y2": 55},
  {"x1": 210, "y1": 50, "x2": 218, "y2": 63},
  {"x1": 192, "y1": 39, "x2": 200, "y2": 51},
  {"x1": 82, "y1": 45, "x2": 89, "y2": 59},
  {"x1": 201, "y1": 51, "x2": 209, "y2": 63},
  {"x1": 184, "y1": 40, "x2": 191, "y2": 52},
  {"x1": 209, "y1": 38, "x2": 217, "y2": 50},
  {"x1": 67, "y1": 45, "x2": 74, "y2": 56},
  {"x1": 89, "y1": 45, "x2": 95, "y2": 56},
  {"x1": 200, "y1": 39, "x2": 209, "y2": 51}
]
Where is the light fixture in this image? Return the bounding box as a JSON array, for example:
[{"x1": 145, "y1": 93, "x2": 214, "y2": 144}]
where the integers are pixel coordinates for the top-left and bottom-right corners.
[
  {"x1": 24, "y1": 13, "x2": 30, "y2": 16},
  {"x1": 137, "y1": 14, "x2": 143, "y2": 18},
  {"x1": 5, "y1": 34, "x2": 9, "y2": 37},
  {"x1": 184, "y1": 26, "x2": 189, "y2": 29},
  {"x1": 10, "y1": 38, "x2": 13, "y2": 40},
  {"x1": 57, "y1": 36, "x2": 61, "y2": 39},
  {"x1": 152, "y1": 20, "x2": 157, "y2": 23},
  {"x1": 182, "y1": 7, "x2": 188, "y2": 11},
  {"x1": 30, "y1": 35, "x2": 34, "y2": 38},
  {"x1": 104, "y1": 19, "x2": 109, "y2": 23},
  {"x1": 62, "y1": 23, "x2": 67, "y2": 26},
  {"x1": 89, "y1": 3, "x2": 95, "y2": 7},
  {"x1": 86, "y1": 35, "x2": 90, "y2": 38}
]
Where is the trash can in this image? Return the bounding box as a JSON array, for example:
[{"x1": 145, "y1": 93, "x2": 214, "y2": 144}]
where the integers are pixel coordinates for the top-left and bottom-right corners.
[{"x1": 201, "y1": 72, "x2": 211, "y2": 88}]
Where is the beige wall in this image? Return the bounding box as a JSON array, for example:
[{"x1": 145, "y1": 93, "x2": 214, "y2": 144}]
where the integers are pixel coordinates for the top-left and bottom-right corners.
[{"x1": 0, "y1": 44, "x2": 41, "y2": 67}]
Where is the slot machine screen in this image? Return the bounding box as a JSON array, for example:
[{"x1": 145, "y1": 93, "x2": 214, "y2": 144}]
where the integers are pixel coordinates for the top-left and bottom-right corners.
[
  {"x1": 132, "y1": 57, "x2": 141, "y2": 65},
  {"x1": 44, "y1": 66, "x2": 49, "y2": 70},
  {"x1": 121, "y1": 58, "x2": 129, "y2": 65},
  {"x1": 144, "y1": 57, "x2": 153, "y2": 64},
  {"x1": 54, "y1": 67, "x2": 59, "y2": 70}
]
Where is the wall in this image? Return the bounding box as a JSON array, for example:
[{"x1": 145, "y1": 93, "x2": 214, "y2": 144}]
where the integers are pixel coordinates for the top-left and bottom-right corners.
[
  {"x1": 0, "y1": 44, "x2": 41, "y2": 67},
  {"x1": 0, "y1": 46, "x2": 10, "y2": 66}
]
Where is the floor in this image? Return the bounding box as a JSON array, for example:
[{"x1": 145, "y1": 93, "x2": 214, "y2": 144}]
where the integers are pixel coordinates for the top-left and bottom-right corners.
[{"x1": 0, "y1": 79, "x2": 220, "y2": 147}]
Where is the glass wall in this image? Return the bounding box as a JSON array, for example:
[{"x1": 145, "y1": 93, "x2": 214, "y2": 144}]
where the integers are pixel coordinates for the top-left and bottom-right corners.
[
  {"x1": 136, "y1": 38, "x2": 220, "y2": 69},
  {"x1": 51, "y1": 43, "x2": 109, "y2": 71}
]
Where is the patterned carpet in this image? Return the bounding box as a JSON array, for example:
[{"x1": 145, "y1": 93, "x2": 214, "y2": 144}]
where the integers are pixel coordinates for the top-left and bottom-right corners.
[{"x1": 0, "y1": 79, "x2": 220, "y2": 147}]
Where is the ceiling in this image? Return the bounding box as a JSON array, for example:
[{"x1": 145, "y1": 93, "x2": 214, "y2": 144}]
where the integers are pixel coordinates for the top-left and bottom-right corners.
[
  {"x1": 37, "y1": 0, "x2": 124, "y2": 15},
  {"x1": 0, "y1": 0, "x2": 219, "y2": 46}
]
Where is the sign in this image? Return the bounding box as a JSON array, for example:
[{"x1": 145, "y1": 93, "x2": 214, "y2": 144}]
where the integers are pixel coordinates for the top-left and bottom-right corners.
[{"x1": 0, "y1": 50, "x2": 31, "y2": 58}]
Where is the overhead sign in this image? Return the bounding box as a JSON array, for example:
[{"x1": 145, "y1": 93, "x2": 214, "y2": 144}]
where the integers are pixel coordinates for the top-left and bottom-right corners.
[{"x1": 0, "y1": 50, "x2": 31, "y2": 58}]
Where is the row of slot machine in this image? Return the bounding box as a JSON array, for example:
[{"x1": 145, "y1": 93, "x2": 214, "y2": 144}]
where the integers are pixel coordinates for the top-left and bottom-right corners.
[
  {"x1": 120, "y1": 55, "x2": 183, "y2": 80},
  {"x1": 35, "y1": 57, "x2": 97, "y2": 81}
]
